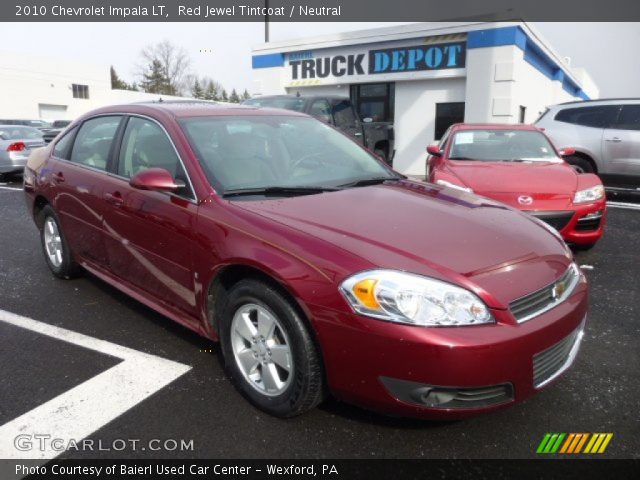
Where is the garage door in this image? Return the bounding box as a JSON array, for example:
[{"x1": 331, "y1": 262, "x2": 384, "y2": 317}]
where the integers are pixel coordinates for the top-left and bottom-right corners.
[{"x1": 38, "y1": 104, "x2": 68, "y2": 121}]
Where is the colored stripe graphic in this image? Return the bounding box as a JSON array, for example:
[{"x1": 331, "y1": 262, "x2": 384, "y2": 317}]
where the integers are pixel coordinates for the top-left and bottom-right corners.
[{"x1": 538, "y1": 433, "x2": 613, "y2": 454}]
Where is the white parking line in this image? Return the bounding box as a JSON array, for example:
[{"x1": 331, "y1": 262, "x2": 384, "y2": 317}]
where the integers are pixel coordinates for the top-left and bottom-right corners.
[
  {"x1": 0, "y1": 309, "x2": 192, "y2": 460},
  {"x1": 607, "y1": 201, "x2": 640, "y2": 211},
  {"x1": 0, "y1": 186, "x2": 22, "y2": 191}
]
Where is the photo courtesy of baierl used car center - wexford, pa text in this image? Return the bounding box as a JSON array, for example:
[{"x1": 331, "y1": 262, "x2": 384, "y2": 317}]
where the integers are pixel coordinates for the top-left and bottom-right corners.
[{"x1": 0, "y1": 1, "x2": 639, "y2": 479}]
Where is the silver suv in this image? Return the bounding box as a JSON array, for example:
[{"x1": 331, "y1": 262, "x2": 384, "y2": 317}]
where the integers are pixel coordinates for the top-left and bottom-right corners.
[{"x1": 536, "y1": 99, "x2": 640, "y2": 190}]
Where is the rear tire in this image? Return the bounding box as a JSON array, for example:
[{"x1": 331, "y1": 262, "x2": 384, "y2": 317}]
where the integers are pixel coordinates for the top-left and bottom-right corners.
[
  {"x1": 39, "y1": 205, "x2": 81, "y2": 279},
  {"x1": 218, "y1": 278, "x2": 325, "y2": 417},
  {"x1": 566, "y1": 155, "x2": 594, "y2": 174}
]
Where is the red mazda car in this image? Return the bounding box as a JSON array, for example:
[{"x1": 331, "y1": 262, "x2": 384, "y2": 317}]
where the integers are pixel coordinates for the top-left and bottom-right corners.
[
  {"x1": 25, "y1": 103, "x2": 587, "y2": 419},
  {"x1": 427, "y1": 123, "x2": 606, "y2": 249}
]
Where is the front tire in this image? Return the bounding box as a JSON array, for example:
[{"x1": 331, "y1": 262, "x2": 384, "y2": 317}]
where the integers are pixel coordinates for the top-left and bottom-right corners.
[
  {"x1": 39, "y1": 205, "x2": 81, "y2": 279},
  {"x1": 566, "y1": 155, "x2": 594, "y2": 174},
  {"x1": 219, "y1": 278, "x2": 324, "y2": 417}
]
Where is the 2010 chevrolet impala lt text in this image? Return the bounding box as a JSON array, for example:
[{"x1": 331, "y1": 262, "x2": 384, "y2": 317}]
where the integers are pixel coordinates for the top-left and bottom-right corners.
[{"x1": 23, "y1": 102, "x2": 588, "y2": 419}]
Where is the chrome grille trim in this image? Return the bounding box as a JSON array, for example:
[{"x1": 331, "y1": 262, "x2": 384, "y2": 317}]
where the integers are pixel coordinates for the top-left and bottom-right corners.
[
  {"x1": 509, "y1": 264, "x2": 581, "y2": 323},
  {"x1": 533, "y1": 319, "x2": 585, "y2": 389}
]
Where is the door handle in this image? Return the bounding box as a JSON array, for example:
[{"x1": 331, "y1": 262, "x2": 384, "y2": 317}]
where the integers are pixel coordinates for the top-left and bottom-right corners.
[
  {"x1": 104, "y1": 192, "x2": 123, "y2": 207},
  {"x1": 354, "y1": 132, "x2": 363, "y2": 137},
  {"x1": 605, "y1": 137, "x2": 622, "y2": 143},
  {"x1": 52, "y1": 172, "x2": 65, "y2": 183}
]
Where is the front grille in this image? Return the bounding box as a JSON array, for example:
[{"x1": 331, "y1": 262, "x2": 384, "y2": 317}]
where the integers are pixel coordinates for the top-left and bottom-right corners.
[
  {"x1": 533, "y1": 323, "x2": 584, "y2": 388},
  {"x1": 509, "y1": 265, "x2": 580, "y2": 323},
  {"x1": 529, "y1": 211, "x2": 574, "y2": 231}
]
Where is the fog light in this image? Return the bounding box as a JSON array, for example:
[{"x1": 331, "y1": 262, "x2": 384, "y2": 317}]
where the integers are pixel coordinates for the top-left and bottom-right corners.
[{"x1": 380, "y1": 377, "x2": 514, "y2": 409}]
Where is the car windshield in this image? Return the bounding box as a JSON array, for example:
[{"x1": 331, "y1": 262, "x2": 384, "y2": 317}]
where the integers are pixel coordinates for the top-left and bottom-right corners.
[
  {"x1": 0, "y1": 126, "x2": 43, "y2": 140},
  {"x1": 449, "y1": 129, "x2": 559, "y2": 162},
  {"x1": 180, "y1": 115, "x2": 396, "y2": 194},
  {"x1": 243, "y1": 97, "x2": 305, "y2": 112}
]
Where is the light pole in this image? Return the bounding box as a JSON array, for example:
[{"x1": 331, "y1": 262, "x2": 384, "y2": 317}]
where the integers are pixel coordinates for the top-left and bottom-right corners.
[{"x1": 264, "y1": 0, "x2": 270, "y2": 42}]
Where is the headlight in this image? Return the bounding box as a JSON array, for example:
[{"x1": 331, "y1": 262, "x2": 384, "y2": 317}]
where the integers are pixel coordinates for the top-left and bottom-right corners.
[
  {"x1": 340, "y1": 270, "x2": 493, "y2": 327},
  {"x1": 435, "y1": 179, "x2": 473, "y2": 193},
  {"x1": 573, "y1": 185, "x2": 604, "y2": 204}
]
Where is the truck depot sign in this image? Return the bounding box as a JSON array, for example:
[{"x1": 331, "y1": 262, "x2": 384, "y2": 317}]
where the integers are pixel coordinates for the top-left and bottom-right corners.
[{"x1": 289, "y1": 41, "x2": 466, "y2": 79}]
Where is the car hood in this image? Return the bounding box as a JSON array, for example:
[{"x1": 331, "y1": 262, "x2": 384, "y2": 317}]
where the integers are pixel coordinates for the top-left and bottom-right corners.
[
  {"x1": 231, "y1": 180, "x2": 572, "y2": 308},
  {"x1": 446, "y1": 160, "x2": 578, "y2": 194}
]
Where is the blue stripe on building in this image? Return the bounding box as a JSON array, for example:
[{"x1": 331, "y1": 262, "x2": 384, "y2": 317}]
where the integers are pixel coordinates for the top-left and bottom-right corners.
[
  {"x1": 467, "y1": 26, "x2": 589, "y2": 100},
  {"x1": 252, "y1": 53, "x2": 285, "y2": 69}
]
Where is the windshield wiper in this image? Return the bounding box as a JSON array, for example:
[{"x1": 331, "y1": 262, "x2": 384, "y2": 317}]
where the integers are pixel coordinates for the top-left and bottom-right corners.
[
  {"x1": 222, "y1": 186, "x2": 339, "y2": 198},
  {"x1": 338, "y1": 176, "x2": 403, "y2": 188},
  {"x1": 448, "y1": 156, "x2": 476, "y2": 160}
]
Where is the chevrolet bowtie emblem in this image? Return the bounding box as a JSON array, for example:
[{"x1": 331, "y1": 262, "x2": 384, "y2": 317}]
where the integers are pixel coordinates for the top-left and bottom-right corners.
[{"x1": 552, "y1": 281, "x2": 567, "y2": 300}]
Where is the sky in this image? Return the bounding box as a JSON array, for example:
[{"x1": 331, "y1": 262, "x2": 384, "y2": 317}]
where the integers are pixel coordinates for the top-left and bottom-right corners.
[{"x1": 1, "y1": 22, "x2": 638, "y2": 97}]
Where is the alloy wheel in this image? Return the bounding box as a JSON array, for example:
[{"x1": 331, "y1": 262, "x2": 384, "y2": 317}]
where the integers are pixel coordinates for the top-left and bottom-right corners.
[{"x1": 230, "y1": 303, "x2": 293, "y2": 396}]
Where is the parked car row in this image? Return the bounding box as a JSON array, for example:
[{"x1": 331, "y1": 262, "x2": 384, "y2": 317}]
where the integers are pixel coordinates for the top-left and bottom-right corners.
[{"x1": 25, "y1": 101, "x2": 590, "y2": 420}]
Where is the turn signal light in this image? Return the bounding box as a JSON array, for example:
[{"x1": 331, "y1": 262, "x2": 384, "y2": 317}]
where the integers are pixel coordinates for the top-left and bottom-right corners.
[{"x1": 352, "y1": 278, "x2": 380, "y2": 309}]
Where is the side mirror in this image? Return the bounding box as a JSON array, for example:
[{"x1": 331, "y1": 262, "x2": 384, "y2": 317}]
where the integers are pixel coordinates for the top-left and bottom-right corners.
[
  {"x1": 129, "y1": 168, "x2": 184, "y2": 192},
  {"x1": 426, "y1": 144, "x2": 442, "y2": 156},
  {"x1": 558, "y1": 147, "x2": 576, "y2": 157},
  {"x1": 362, "y1": 117, "x2": 373, "y2": 123}
]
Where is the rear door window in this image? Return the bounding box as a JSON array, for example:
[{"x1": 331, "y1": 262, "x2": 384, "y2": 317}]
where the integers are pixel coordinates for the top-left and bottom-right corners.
[
  {"x1": 70, "y1": 116, "x2": 122, "y2": 170},
  {"x1": 52, "y1": 128, "x2": 77, "y2": 160}
]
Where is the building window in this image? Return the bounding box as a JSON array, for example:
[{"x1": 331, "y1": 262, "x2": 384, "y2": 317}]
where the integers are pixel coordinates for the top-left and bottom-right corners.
[
  {"x1": 435, "y1": 103, "x2": 465, "y2": 140},
  {"x1": 519, "y1": 106, "x2": 527, "y2": 123},
  {"x1": 350, "y1": 83, "x2": 394, "y2": 122},
  {"x1": 72, "y1": 84, "x2": 90, "y2": 99}
]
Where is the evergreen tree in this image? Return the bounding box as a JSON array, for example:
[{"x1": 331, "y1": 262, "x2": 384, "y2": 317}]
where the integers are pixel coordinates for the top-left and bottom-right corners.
[
  {"x1": 140, "y1": 60, "x2": 171, "y2": 94},
  {"x1": 192, "y1": 78, "x2": 204, "y2": 99},
  {"x1": 242, "y1": 89, "x2": 251, "y2": 101},
  {"x1": 229, "y1": 88, "x2": 240, "y2": 103},
  {"x1": 221, "y1": 88, "x2": 229, "y2": 102},
  {"x1": 202, "y1": 81, "x2": 216, "y2": 101},
  {"x1": 110, "y1": 66, "x2": 136, "y2": 91}
]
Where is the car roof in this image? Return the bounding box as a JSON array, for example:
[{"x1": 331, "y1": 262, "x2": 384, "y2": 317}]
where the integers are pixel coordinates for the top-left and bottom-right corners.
[
  {"x1": 553, "y1": 98, "x2": 640, "y2": 108},
  {"x1": 451, "y1": 123, "x2": 540, "y2": 131},
  {"x1": 83, "y1": 101, "x2": 309, "y2": 120},
  {"x1": 247, "y1": 94, "x2": 346, "y2": 101}
]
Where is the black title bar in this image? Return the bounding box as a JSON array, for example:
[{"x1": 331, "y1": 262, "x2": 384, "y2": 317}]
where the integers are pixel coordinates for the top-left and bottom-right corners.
[{"x1": 4, "y1": 0, "x2": 640, "y2": 22}]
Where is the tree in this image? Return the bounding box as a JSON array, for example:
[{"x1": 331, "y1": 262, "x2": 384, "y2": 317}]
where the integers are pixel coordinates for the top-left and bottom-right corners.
[
  {"x1": 110, "y1": 66, "x2": 137, "y2": 91},
  {"x1": 138, "y1": 40, "x2": 191, "y2": 95},
  {"x1": 191, "y1": 78, "x2": 204, "y2": 99},
  {"x1": 242, "y1": 89, "x2": 251, "y2": 101},
  {"x1": 221, "y1": 88, "x2": 229, "y2": 102},
  {"x1": 140, "y1": 59, "x2": 171, "y2": 94},
  {"x1": 229, "y1": 88, "x2": 240, "y2": 103},
  {"x1": 203, "y1": 79, "x2": 221, "y2": 101}
]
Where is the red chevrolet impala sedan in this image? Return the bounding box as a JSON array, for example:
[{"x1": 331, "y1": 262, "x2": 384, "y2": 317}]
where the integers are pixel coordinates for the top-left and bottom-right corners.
[
  {"x1": 427, "y1": 123, "x2": 606, "y2": 249},
  {"x1": 24, "y1": 103, "x2": 587, "y2": 419}
]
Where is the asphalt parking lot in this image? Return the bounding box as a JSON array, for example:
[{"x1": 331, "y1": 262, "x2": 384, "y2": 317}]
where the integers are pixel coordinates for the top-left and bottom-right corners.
[{"x1": 1, "y1": 173, "x2": 639, "y2": 460}]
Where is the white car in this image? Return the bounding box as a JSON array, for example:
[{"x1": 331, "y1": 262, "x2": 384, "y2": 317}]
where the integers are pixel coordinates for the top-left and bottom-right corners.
[{"x1": 536, "y1": 99, "x2": 640, "y2": 191}]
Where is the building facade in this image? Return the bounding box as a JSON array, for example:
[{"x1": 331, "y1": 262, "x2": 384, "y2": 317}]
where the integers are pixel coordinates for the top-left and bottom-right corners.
[
  {"x1": 0, "y1": 50, "x2": 189, "y2": 124},
  {"x1": 251, "y1": 22, "x2": 599, "y2": 176}
]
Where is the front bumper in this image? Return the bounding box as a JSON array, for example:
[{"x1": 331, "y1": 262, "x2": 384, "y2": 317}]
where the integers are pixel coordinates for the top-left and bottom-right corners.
[
  {"x1": 527, "y1": 200, "x2": 607, "y2": 246},
  {"x1": 309, "y1": 277, "x2": 588, "y2": 419}
]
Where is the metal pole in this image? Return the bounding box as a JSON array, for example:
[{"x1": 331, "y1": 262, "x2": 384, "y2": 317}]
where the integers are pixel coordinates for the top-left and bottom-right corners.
[{"x1": 264, "y1": 0, "x2": 270, "y2": 42}]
